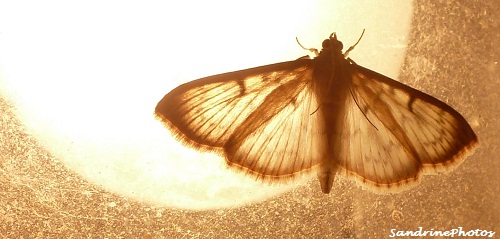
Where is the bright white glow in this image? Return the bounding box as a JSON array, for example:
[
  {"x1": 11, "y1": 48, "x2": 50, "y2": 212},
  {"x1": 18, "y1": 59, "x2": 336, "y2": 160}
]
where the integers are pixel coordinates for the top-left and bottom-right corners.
[{"x1": 0, "y1": 0, "x2": 412, "y2": 210}]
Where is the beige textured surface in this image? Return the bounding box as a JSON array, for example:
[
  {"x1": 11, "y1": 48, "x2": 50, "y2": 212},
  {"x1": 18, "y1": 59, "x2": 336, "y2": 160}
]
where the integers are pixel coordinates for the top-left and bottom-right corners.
[{"x1": 1, "y1": 1, "x2": 498, "y2": 238}]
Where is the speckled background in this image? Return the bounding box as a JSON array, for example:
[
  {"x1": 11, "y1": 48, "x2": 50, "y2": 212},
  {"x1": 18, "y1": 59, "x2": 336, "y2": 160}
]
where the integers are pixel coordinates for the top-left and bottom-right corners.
[{"x1": 1, "y1": 1, "x2": 498, "y2": 238}]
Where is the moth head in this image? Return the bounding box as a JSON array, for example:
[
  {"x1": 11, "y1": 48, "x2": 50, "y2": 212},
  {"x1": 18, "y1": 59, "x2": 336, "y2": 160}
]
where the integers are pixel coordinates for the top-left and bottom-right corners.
[{"x1": 322, "y1": 33, "x2": 343, "y2": 52}]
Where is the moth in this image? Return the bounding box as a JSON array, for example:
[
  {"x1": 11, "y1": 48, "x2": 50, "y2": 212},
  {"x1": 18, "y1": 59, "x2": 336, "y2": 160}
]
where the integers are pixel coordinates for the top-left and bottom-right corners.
[{"x1": 155, "y1": 31, "x2": 477, "y2": 194}]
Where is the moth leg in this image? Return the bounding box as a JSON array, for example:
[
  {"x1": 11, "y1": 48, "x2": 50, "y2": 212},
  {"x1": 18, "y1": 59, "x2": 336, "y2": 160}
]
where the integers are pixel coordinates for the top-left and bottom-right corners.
[{"x1": 349, "y1": 87, "x2": 379, "y2": 130}]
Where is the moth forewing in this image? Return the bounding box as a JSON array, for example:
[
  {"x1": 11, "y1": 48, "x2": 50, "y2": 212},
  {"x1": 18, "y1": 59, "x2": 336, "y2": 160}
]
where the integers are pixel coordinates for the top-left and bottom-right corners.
[
  {"x1": 336, "y1": 60, "x2": 478, "y2": 192},
  {"x1": 155, "y1": 33, "x2": 478, "y2": 194},
  {"x1": 154, "y1": 60, "x2": 312, "y2": 151}
]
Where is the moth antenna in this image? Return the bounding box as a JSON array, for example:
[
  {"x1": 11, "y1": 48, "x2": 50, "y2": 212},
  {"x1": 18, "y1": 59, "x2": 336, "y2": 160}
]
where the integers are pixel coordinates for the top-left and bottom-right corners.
[
  {"x1": 296, "y1": 37, "x2": 319, "y2": 57},
  {"x1": 343, "y1": 29, "x2": 366, "y2": 58}
]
